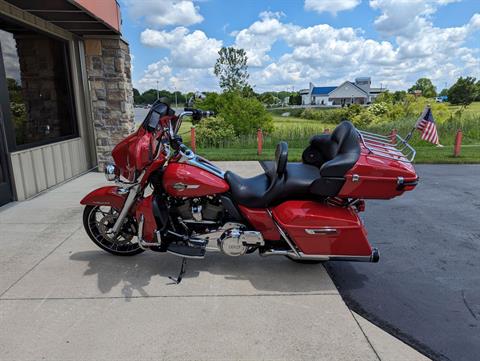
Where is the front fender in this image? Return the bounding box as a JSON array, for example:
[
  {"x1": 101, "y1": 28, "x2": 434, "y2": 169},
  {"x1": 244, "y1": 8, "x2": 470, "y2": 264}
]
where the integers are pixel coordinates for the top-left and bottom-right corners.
[{"x1": 80, "y1": 186, "x2": 127, "y2": 210}]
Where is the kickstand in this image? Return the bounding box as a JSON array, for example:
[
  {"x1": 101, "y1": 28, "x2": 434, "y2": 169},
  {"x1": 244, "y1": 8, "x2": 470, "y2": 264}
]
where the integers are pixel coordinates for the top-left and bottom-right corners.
[{"x1": 168, "y1": 258, "x2": 187, "y2": 285}]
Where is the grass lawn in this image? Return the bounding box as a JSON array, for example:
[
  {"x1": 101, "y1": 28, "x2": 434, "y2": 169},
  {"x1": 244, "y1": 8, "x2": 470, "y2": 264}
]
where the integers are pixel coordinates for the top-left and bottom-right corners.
[
  {"x1": 197, "y1": 145, "x2": 480, "y2": 164},
  {"x1": 188, "y1": 105, "x2": 480, "y2": 164}
]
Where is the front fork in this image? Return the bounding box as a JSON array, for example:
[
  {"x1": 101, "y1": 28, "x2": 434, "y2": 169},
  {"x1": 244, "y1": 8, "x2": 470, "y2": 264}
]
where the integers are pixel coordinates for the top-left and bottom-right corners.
[{"x1": 111, "y1": 184, "x2": 141, "y2": 235}]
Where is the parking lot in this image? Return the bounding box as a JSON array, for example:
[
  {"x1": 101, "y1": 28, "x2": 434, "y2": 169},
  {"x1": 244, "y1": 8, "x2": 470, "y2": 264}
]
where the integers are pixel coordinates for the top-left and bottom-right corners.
[{"x1": 328, "y1": 165, "x2": 480, "y2": 361}]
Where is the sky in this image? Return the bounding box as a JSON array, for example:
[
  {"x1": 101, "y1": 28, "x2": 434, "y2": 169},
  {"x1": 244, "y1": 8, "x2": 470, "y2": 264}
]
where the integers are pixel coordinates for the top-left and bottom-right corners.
[{"x1": 119, "y1": 0, "x2": 480, "y2": 94}]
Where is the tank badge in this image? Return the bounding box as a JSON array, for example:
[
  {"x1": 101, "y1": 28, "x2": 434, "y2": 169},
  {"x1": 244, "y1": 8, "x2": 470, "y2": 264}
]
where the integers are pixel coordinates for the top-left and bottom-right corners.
[{"x1": 172, "y1": 183, "x2": 200, "y2": 191}]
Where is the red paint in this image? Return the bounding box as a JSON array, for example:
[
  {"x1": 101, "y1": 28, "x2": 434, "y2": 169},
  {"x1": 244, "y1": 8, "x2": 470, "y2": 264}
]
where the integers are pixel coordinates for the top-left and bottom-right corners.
[
  {"x1": 454, "y1": 129, "x2": 462, "y2": 157},
  {"x1": 272, "y1": 201, "x2": 372, "y2": 256},
  {"x1": 163, "y1": 163, "x2": 229, "y2": 197},
  {"x1": 238, "y1": 205, "x2": 280, "y2": 241},
  {"x1": 257, "y1": 129, "x2": 263, "y2": 155},
  {"x1": 140, "y1": 154, "x2": 167, "y2": 187},
  {"x1": 73, "y1": 1, "x2": 121, "y2": 32},
  {"x1": 135, "y1": 195, "x2": 156, "y2": 242},
  {"x1": 339, "y1": 147, "x2": 418, "y2": 199},
  {"x1": 191, "y1": 127, "x2": 196, "y2": 152},
  {"x1": 112, "y1": 127, "x2": 156, "y2": 181},
  {"x1": 80, "y1": 186, "x2": 127, "y2": 210}
]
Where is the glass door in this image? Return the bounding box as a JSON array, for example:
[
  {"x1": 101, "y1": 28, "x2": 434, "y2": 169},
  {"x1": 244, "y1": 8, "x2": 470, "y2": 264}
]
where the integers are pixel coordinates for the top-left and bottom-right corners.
[
  {"x1": 0, "y1": 38, "x2": 13, "y2": 206},
  {"x1": 0, "y1": 109, "x2": 12, "y2": 206}
]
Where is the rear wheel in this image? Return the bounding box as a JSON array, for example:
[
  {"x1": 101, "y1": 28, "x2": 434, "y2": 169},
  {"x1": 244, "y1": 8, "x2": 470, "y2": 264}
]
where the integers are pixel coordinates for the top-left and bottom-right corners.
[{"x1": 83, "y1": 205, "x2": 144, "y2": 256}]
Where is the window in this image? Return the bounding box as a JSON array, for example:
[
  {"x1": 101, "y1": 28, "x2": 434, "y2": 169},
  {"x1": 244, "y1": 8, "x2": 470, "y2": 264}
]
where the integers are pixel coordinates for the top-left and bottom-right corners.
[{"x1": 0, "y1": 23, "x2": 77, "y2": 150}]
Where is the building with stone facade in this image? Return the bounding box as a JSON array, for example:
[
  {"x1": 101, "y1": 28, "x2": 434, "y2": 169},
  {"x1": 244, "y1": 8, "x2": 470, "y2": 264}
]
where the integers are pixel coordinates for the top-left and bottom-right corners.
[{"x1": 0, "y1": 0, "x2": 134, "y2": 206}]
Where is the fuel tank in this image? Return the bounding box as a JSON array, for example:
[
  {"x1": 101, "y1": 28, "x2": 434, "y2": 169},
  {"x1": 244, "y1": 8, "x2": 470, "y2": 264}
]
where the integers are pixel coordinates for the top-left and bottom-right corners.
[{"x1": 163, "y1": 163, "x2": 229, "y2": 197}]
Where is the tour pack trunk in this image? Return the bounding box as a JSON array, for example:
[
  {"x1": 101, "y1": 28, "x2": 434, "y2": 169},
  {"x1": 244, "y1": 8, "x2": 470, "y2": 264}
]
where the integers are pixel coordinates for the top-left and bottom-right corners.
[{"x1": 339, "y1": 130, "x2": 418, "y2": 199}]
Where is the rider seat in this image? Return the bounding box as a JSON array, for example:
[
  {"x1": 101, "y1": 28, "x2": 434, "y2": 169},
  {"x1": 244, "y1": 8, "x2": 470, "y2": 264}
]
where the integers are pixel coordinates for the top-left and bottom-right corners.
[{"x1": 224, "y1": 121, "x2": 360, "y2": 208}]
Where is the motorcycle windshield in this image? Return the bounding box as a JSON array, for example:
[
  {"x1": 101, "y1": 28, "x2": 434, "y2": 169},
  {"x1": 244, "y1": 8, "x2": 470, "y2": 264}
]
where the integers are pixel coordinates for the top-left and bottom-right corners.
[{"x1": 144, "y1": 102, "x2": 168, "y2": 131}]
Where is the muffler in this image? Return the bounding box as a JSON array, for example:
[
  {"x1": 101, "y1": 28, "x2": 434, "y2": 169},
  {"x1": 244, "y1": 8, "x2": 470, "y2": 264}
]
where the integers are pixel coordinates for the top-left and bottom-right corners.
[{"x1": 260, "y1": 248, "x2": 379, "y2": 263}]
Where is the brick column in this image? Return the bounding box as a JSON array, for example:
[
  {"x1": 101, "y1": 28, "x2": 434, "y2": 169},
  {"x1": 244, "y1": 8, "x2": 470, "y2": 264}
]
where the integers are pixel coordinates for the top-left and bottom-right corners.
[{"x1": 84, "y1": 37, "x2": 134, "y2": 170}]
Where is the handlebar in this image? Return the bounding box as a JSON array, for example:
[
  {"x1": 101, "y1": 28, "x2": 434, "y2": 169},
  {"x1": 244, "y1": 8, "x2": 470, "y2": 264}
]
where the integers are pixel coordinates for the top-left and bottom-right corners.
[{"x1": 171, "y1": 108, "x2": 215, "y2": 135}]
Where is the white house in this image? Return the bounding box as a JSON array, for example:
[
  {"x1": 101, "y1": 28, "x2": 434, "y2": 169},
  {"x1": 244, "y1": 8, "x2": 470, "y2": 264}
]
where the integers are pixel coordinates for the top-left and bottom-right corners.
[{"x1": 300, "y1": 78, "x2": 386, "y2": 106}]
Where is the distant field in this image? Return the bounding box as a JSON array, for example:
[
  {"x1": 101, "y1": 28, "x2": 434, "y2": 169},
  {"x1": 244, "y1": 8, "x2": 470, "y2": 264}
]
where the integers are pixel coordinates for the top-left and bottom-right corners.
[
  {"x1": 134, "y1": 102, "x2": 480, "y2": 164},
  {"x1": 193, "y1": 103, "x2": 480, "y2": 164}
]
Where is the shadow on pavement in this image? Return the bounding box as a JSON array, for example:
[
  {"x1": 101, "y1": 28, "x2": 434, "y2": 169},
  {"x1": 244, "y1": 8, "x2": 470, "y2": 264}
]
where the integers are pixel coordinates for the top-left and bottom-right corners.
[{"x1": 70, "y1": 250, "x2": 334, "y2": 299}]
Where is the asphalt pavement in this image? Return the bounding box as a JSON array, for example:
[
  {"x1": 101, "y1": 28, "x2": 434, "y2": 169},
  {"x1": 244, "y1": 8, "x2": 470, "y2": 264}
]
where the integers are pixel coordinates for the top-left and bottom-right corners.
[{"x1": 327, "y1": 165, "x2": 480, "y2": 361}]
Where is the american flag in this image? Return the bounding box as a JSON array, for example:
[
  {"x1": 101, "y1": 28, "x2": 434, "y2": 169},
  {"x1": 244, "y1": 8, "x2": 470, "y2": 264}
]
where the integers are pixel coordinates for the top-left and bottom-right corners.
[{"x1": 416, "y1": 107, "x2": 439, "y2": 145}]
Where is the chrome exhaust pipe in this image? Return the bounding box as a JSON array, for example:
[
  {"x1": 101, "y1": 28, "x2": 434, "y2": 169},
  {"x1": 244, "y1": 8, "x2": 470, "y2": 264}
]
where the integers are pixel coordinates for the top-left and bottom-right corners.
[{"x1": 260, "y1": 248, "x2": 379, "y2": 263}]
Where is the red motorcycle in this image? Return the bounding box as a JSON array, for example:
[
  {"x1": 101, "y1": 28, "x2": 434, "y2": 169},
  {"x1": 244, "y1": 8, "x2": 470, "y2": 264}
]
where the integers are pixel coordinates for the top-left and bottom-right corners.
[{"x1": 81, "y1": 99, "x2": 418, "y2": 279}]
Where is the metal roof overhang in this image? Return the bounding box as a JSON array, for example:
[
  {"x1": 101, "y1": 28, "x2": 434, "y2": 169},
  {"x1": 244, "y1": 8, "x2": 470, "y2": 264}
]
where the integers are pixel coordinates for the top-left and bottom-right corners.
[{"x1": 4, "y1": 0, "x2": 121, "y2": 35}]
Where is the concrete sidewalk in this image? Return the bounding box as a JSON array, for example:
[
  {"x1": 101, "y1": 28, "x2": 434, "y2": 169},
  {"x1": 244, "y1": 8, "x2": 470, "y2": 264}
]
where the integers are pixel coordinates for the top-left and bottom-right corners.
[{"x1": 0, "y1": 162, "x2": 429, "y2": 360}]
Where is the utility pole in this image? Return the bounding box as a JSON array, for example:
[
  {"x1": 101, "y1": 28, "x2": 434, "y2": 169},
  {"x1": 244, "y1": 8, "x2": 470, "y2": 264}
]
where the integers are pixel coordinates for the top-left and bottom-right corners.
[{"x1": 156, "y1": 80, "x2": 159, "y2": 100}]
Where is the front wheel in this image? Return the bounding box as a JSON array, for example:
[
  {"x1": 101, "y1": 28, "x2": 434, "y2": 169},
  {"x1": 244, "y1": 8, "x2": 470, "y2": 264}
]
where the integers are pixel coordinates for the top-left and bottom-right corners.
[{"x1": 83, "y1": 205, "x2": 144, "y2": 256}]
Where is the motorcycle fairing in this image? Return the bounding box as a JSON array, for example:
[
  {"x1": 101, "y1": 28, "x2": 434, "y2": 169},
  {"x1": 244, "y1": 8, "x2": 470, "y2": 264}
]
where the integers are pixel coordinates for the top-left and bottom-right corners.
[{"x1": 80, "y1": 186, "x2": 127, "y2": 210}]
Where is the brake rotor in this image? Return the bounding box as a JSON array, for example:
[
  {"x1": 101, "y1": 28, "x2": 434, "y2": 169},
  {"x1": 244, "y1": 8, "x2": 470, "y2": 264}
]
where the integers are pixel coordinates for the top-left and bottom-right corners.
[{"x1": 97, "y1": 212, "x2": 134, "y2": 244}]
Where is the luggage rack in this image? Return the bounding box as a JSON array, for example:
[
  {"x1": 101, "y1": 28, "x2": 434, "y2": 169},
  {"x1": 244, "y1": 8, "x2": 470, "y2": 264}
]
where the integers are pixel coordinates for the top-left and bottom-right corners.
[{"x1": 357, "y1": 130, "x2": 416, "y2": 163}]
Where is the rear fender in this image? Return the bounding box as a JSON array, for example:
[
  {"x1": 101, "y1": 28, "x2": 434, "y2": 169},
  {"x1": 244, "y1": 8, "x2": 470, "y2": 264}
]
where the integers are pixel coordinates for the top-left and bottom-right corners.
[{"x1": 80, "y1": 186, "x2": 127, "y2": 210}]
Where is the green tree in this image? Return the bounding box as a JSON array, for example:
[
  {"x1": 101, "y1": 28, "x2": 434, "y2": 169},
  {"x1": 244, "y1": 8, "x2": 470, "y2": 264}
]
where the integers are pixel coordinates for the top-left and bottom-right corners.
[
  {"x1": 288, "y1": 92, "x2": 302, "y2": 105},
  {"x1": 448, "y1": 77, "x2": 478, "y2": 106},
  {"x1": 199, "y1": 92, "x2": 273, "y2": 135},
  {"x1": 241, "y1": 85, "x2": 257, "y2": 98},
  {"x1": 439, "y1": 88, "x2": 449, "y2": 97},
  {"x1": 214, "y1": 47, "x2": 249, "y2": 92},
  {"x1": 133, "y1": 88, "x2": 142, "y2": 104},
  {"x1": 408, "y1": 78, "x2": 437, "y2": 98}
]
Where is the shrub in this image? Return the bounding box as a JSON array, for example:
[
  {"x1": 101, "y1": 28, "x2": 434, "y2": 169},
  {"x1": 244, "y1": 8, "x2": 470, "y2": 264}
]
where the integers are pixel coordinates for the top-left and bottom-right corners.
[
  {"x1": 198, "y1": 91, "x2": 273, "y2": 135},
  {"x1": 196, "y1": 117, "x2": 236, "y2": 147}
]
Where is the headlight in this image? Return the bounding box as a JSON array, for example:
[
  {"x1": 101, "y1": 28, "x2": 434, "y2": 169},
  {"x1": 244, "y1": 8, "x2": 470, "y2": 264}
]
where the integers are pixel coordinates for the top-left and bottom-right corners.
[{"x1": 104, "y1": 163, "x2": 119, "y2": 181}]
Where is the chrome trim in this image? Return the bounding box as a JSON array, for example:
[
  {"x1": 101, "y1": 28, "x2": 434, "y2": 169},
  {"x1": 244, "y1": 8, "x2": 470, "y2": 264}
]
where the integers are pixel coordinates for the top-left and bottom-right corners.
[
  {"x1": 172, "y1": 182, "x2": 200, "y2": 191},
  {"x1": 111, "y1": 184, "x2": 140, "y2": 234},
  {"x1": 137, "y1": 214, "x2": 146, "y2": 250},
  {"x1": 178, "y1": 151, "x2": 225, "y2": 178},
  {"x1": 260, "y1": 248, "x2": 380, "y2": 263},
  {"x1": 352, "y1": 174, "x2": 360, "y2": 182},
  {"x1": 305, "y1": 228, "x2": 338, "y2": 235},
  {"x1": 104, "y1": 163, "x2": 118, "y2": 181},
  {"x1": 357, "y1": 130, "x2": 416, "y2": 163},
  {"x1": 266, "y1": 209, "x2": 301, "y2": 258}
]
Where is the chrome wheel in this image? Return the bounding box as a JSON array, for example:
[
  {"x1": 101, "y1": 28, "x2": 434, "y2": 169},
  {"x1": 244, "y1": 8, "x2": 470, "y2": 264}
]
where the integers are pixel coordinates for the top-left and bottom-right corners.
[{"x1": 83, "y1": 205, "x2": 144, "y2": 256}]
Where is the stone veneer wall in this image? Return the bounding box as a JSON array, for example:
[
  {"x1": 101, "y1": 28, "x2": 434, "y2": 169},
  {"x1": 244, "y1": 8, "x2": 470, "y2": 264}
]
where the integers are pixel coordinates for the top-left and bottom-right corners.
[{"x1": 84, "y1": 37, "x2": 134, "y2": 170}]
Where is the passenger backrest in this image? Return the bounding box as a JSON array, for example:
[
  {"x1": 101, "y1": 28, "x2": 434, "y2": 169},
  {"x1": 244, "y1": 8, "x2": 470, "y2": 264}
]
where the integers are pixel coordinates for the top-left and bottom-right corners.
[{"x1": 319, "y1": 121, "x2": 360, "y2": 177}]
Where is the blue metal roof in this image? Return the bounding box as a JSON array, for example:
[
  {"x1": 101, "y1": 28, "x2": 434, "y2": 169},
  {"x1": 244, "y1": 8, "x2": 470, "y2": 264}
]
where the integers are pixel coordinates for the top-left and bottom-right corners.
[{"x1": 311, "y1": 86, "x2": 337, "y2": 95}]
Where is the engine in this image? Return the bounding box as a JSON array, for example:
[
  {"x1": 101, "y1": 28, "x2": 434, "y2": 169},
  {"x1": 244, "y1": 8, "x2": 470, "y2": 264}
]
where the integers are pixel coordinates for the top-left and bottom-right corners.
[
  {"x1": 171, "y1": 196, "x2": 224, "y2": 224},
  {"x1": 169, "y1": 196, "x2": 264, "y2": 256}
]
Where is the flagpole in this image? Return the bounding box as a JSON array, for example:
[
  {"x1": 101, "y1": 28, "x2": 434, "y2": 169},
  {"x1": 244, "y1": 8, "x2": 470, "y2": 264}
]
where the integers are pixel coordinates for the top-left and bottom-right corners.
[{"x1": 404, "y1": 104, "x2": 430, "y2": 143}]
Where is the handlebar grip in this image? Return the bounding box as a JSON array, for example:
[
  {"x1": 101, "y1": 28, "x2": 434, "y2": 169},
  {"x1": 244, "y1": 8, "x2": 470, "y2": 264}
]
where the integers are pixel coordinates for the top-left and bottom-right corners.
[{"x1": 202, "y1": 111, "x2": 215, "y2": 117}]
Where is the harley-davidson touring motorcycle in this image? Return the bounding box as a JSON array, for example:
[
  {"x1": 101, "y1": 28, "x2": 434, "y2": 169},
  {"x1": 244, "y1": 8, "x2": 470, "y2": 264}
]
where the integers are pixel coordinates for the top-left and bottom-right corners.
[{"x1": 81, "y1": 99, "x2": 418, "y2": 280}]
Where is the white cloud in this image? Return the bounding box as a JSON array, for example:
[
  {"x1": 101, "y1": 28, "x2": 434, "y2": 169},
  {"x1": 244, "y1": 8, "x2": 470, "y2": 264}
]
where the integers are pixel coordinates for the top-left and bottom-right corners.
[
  {"x1": 0, "y1": 30, "x2": 20, "y2": 82},
  {"x1": 137, "y1": 58, "x2": 217, "y2": 92},
  {"x1": 369, "y1": 0, "x2": 462, "y2": 37},
  {"x1": 304, "y1": 0, "x2": 361, "y2": 15},
  {"x1": 135, "y1": 7, "x2": 480, "y2": 93},
  {"x1": 233, "y1": 11, "x2": 288, "y2": 66},
  {"x1": 140, "y1": 27, "x2": 222, "y2": 68},
  {"x1": 123, "y1": 0, "x2": 203, "y2": 28}
]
